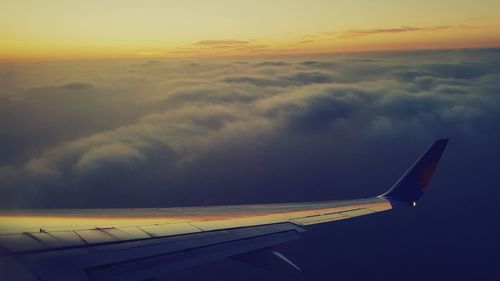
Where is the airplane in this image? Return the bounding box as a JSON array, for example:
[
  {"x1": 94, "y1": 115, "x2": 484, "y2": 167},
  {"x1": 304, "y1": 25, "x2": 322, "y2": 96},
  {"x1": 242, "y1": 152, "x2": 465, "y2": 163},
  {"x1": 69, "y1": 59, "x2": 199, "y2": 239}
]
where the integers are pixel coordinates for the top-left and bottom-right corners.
[{"x1": 0, "y1": 139, "x2": 449, "y2": 281}]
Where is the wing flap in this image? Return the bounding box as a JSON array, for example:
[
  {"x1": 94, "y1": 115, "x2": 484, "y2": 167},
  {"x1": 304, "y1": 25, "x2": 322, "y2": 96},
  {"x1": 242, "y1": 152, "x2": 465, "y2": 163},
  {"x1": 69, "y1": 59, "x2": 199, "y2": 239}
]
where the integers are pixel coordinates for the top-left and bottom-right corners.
[
  {"x1": 12, "y1": 223, "x2": 304, "y2": 281},
  {"x1": 85, "y1": 230, "x2": 301, "y2": 281}
]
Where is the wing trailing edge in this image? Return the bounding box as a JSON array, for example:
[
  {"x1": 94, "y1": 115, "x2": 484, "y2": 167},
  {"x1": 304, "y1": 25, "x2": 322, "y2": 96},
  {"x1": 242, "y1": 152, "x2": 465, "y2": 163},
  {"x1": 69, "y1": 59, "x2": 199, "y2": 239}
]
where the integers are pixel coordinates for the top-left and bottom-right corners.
[{"x1": 232, "y1": 248, "x2": 301, "y2": 274}]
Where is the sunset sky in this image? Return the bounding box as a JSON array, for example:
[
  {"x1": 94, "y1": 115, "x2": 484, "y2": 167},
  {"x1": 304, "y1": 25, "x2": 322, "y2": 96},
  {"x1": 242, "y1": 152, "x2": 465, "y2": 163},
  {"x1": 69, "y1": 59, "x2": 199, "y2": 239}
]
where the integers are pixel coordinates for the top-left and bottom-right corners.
[{"x1": 1, "y1": 0, "x2": 500, "y2": 62}]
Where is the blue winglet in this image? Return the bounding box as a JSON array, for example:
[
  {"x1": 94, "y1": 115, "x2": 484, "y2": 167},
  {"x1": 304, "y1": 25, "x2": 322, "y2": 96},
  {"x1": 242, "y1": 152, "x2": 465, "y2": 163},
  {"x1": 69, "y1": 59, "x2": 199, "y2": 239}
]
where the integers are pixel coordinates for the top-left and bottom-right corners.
[{"x1": 380, "y1": 139, "x2": 449, "y2": 206}]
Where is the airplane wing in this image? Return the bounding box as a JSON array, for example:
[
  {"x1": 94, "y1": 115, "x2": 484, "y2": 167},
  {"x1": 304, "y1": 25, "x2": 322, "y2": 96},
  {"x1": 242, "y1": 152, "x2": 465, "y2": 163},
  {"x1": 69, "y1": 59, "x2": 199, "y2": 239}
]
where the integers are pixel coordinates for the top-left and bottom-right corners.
[{"x1": 0, "y1": 139, "x2": 449, "y2": 281}]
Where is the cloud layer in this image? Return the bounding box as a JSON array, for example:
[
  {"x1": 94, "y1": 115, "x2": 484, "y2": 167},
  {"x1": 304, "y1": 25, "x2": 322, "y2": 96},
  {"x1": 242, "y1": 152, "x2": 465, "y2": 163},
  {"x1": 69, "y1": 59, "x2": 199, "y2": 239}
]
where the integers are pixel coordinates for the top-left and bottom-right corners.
[{"x1": 0, "y1": 49, "x2": 499, "y2": 210}]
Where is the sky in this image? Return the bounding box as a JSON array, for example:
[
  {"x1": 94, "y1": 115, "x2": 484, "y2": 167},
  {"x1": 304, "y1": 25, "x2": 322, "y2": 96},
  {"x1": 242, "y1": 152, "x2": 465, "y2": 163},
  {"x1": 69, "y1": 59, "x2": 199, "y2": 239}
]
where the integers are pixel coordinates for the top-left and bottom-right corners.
[
  {"x1": 1, "y1": 48, "x2": 500, "y2": 280},
  {"x1": 1, "y1": 0, "x2": 500, "y2": 62}
]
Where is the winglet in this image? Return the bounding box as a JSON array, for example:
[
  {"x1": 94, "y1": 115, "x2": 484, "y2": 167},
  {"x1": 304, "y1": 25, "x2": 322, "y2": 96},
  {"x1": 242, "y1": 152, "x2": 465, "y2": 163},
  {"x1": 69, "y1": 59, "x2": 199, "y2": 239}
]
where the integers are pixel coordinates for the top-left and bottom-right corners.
[{"x1": 380, "y1": 139, "x2": 449, "y2": 206}]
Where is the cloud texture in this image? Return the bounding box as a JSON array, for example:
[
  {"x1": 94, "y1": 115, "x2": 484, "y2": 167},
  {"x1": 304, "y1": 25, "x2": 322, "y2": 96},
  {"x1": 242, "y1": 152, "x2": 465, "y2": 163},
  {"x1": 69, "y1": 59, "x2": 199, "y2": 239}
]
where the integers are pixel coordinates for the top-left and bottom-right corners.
[{"x1": 1, "y1": 49, "x2": 500, "y2": 208}]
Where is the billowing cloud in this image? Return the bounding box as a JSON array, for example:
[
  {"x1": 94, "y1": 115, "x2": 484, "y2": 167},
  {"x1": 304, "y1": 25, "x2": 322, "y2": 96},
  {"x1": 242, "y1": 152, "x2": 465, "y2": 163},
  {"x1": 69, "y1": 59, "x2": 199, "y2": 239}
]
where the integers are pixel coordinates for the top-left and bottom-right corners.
[{"x1": 0, "y1": 49, "x2": 499, "y2": 209}]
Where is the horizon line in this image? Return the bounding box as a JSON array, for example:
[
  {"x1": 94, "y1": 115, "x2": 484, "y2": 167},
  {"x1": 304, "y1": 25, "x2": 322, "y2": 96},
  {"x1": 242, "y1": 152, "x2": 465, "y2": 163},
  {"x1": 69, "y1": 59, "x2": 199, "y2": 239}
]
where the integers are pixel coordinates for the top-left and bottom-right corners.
[{"x1": 2, "y1": 45, "x2": 499, "y2": 65}]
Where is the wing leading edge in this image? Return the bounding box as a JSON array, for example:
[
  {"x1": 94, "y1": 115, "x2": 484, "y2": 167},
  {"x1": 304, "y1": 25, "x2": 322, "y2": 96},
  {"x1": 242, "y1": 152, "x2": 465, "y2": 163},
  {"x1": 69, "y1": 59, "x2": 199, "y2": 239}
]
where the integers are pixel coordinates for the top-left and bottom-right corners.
[{"x1": 0, "y1": 139, "x2": 449, "y2": 280}]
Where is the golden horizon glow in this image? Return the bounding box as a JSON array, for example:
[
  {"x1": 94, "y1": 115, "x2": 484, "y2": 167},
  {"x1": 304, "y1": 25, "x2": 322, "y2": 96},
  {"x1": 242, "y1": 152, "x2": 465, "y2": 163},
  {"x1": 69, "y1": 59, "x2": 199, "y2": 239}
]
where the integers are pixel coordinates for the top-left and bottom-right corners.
[{"x1": 1, "y1": 0, "x2": 500, "y2": 62}]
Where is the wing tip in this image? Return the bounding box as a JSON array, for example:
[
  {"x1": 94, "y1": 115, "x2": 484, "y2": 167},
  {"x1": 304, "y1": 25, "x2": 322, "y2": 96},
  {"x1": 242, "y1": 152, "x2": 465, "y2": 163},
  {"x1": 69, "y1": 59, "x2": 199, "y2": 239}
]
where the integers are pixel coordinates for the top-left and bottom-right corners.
[{"x1": 381, "y1": 138, "x2": 449, "y2": 206}]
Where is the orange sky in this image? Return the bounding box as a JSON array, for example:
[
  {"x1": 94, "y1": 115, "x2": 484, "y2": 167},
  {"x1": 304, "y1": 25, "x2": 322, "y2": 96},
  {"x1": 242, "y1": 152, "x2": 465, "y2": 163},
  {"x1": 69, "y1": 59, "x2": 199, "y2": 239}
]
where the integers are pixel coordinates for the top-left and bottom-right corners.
[{"x1": 1, "y1": 0, "x2": 500, "y2": 62}]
